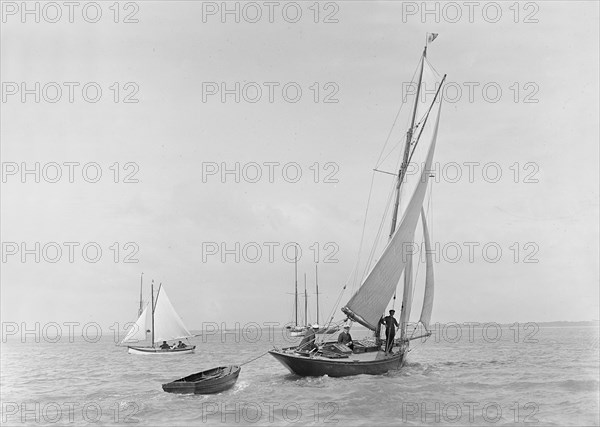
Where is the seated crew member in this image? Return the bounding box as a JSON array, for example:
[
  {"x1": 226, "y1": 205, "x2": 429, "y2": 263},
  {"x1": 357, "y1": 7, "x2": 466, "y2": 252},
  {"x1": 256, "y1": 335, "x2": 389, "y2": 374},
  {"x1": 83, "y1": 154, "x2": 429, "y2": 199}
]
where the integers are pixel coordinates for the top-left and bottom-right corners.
[
  {"x1": 160, "y1": 341, "x2": 170, "y2": 350},
  {"x1": 298, "y1": 324, "x2": 318, "y2": 352},
  {"x1": 337, "y1": 325, "x2": 354, "y2": 349},
  {"x1": 177, "y1": 340, "x2": 187, "y2": 348}
]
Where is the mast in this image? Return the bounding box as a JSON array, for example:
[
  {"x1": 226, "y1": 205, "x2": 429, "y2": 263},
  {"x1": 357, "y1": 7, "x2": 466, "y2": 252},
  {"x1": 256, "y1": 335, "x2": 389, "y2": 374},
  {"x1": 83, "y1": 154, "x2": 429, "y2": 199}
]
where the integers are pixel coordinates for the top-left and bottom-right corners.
[
  {"x1": 151, "y1": 280, "x2": 155, "y2": 347},
  {"x1": 315, "y1": 264, "x2": 319, "y2": 325},
  {"x1": 389, "y1": 46, "x2": 427, "y2": 238},
  {"x1": 138, "y1": 272, "x2": 144, "y2": 317},
  {"x1": 294, "y1": 246, "x2": 298, "y2": 327},
  {"x1": 304, "y1": 273, "x2": 308, "y2": 326},
  {"x1": 393, "y1": 45, "x2": 426, "y2": 341}
]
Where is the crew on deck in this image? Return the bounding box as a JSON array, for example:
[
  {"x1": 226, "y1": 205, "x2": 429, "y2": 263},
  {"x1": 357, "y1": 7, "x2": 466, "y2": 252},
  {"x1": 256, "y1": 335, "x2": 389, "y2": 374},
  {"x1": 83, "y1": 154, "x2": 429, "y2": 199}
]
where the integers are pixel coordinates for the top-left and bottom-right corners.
[
  {"x1": 380, "y1": 310, "x2": 399, "y2": 354},
  {"x1": 337, "y1": 325, "x2": 354, "y2": 350},
  {"x1": 160, "y1": 341, "x2": 170, "y2": 350},
  {"x1": 298, "y1": 324, "x2": 318, "y2": 352}
]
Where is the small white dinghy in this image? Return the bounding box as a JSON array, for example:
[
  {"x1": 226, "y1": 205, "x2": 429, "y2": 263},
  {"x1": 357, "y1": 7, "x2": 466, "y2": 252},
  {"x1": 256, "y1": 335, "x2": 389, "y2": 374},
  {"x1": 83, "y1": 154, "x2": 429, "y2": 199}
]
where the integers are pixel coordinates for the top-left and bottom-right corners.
[{"x1": 120, "y1": 276, "x2": 195, "y2": 355}]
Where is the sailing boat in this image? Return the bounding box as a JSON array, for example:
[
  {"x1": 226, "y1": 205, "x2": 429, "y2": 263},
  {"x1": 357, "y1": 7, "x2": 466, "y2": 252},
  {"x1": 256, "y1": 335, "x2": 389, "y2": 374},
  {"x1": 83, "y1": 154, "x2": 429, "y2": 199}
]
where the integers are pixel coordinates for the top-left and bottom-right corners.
[
  {"x1": 269, "y1": 36, "x2": 445, "y2": 376},
  {"x1": 121, "y1": 277, "x2": 196, "y2": 355},
  {"x1": 286, "y1": 247, "x2": 307, "y2": 337}
]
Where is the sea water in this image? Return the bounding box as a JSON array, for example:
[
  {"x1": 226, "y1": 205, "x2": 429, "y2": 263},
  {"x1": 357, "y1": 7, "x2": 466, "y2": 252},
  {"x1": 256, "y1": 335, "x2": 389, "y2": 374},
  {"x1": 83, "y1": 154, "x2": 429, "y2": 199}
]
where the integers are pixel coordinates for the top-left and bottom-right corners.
[{"x1": 1, "y1": 325, "x2": 598, "y2": 426}]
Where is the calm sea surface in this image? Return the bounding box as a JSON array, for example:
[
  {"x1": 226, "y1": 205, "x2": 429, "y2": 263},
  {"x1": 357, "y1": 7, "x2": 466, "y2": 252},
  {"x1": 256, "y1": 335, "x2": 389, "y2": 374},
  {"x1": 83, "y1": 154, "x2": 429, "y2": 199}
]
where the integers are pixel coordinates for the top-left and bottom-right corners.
[{"x1": 1, "y1": 325, "x2": 598, "y2": 426}]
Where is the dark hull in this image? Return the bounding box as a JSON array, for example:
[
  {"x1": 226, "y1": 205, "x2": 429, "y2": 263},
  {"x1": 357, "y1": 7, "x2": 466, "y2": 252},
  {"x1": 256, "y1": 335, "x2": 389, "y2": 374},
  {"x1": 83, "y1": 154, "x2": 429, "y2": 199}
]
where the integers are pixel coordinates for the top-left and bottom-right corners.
[
  {"x1": 269, "y1": 349, "x2": 405, "y2": 377},
  {"x1": 162, "y1": 366, "x2": 241, "y2": 394}
]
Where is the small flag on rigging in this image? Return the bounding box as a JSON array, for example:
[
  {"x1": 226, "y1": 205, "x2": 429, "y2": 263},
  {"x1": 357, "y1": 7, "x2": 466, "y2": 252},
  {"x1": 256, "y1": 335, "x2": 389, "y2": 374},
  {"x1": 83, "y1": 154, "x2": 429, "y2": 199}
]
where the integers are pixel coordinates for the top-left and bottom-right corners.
[{"x1": 427, "y1": 33, "x2": 439, "y2": 44}]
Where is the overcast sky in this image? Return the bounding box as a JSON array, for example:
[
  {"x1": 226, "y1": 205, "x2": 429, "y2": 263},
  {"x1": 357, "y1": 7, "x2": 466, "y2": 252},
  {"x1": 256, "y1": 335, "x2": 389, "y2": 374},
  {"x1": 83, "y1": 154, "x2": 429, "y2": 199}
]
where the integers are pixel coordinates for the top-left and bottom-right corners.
[{"x1": 1, "y1": 1, "x2": 598, "y2": 333}]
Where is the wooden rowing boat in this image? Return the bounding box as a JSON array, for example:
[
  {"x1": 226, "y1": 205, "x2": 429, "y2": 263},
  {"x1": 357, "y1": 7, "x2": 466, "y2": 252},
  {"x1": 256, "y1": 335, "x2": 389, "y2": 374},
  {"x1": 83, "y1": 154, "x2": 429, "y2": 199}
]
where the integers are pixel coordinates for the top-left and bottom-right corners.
[{"x1": 162, "y1": 366, "x2": 241, "y2": 394}]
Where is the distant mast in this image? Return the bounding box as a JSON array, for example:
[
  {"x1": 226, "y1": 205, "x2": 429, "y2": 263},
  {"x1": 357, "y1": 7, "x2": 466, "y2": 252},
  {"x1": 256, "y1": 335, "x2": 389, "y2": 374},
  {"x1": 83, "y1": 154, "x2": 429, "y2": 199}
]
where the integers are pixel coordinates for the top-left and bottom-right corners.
[
  {"x1": 315, "y1": 264, "x2": 319, "y2": 325},
  {"x1": 151, "y1": 280, "x2": 155, "y2": 348},
  {"x1": 294, "y1": 246, "x2": 298, "y2": 327},
  {"x1": 304, "y1": 273, "x2": 308, "y2": 326},
  {"x1": 138, "y1": 272, "x2": 144, "y2": 318}
]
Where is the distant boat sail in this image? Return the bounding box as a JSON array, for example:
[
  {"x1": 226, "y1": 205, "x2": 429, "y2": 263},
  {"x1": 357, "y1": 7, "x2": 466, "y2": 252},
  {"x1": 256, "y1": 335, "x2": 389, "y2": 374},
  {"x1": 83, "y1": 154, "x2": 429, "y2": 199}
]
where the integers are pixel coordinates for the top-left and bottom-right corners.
[
  {"x1": 270, "y1": 37, "x2": 445, "y2": 376},
  {"x1": 121, "y1": 304, "x2": 151, "y2": 344},
  {"x1": 121, "y1": 277, "x2": 196, "y2": 355}
]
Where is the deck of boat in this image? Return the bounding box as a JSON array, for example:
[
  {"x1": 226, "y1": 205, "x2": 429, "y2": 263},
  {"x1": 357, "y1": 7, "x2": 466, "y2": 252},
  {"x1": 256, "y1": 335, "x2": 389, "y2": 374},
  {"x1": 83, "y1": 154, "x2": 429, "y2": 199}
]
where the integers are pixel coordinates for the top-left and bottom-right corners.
[{"x1": 305, "y1": 350, "x2": 391, "y2": 362}]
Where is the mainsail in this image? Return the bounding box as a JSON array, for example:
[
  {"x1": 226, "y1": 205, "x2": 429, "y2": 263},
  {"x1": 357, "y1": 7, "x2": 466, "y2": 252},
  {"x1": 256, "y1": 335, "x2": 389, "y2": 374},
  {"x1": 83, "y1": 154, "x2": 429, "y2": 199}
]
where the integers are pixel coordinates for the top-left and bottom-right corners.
[
  {"x1": 342, "y1": 56, "x2": 444, "y2": 331},
  {"x1": 121, "y1": 304, "x2": 150, "y2": 344},
  {"x1": 418, "y1": 207, "x2": 434, "y2": 331},
  {"x1": 152, "y1": 286, "x2": 193, "y2": 343}
]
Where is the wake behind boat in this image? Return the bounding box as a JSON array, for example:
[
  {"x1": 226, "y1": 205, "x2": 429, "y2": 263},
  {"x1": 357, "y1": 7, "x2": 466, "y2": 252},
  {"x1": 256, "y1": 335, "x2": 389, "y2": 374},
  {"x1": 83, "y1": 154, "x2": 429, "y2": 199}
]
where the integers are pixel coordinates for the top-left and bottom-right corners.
[
  {"x1": 270, "y1": 34, "x2": 445, "y2": 377},
  {"x1": 120, "y1": 276, "x2": 196, "y2": 355}
]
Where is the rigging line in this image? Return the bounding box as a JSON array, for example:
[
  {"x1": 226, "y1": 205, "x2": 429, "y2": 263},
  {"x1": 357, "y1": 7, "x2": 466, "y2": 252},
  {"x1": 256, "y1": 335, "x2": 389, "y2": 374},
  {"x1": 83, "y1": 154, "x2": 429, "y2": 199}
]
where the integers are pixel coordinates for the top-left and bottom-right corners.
[
  {"x1": 239, "y1": 351, "x2": 270, "y2": 366},
  {"x1": 323, "y1": 293, "x2": 346, "y2": 323},
  {"x1": 351, "y1": 170, "x2": 377, "y2": 292},
  {"x1": 412, "y1": 76, "x2": 443, "y2": 135},
  {"x1": 353, "y1": 55, "x2": 423, "y2": 291},
  {"x1": 346, "y1": 262, "x2": 360, "y2": 296},
  {"x1": 406, "y1": 91, "x2": 444, "y2": 169},
  {"x1": 362, "y1": 179, "x2": 394, "y2": 280},
  {"x1": 377, "y1": 143, "x2": 402, "y2": 169},
  {"x1": 361, "y1": 172, "x2": 398, "y2": 282},
  {"x1": 374, "y1": 56, "x2": 422, "y2": 169},
  {"x1": 425, "y1": 56, "x2": 443, "y2": 80},
  {"x1": 364, "y1": 142, "x2": 404, "y2": 279},
  {"x1": 325, "y1": 284, "x2": 348, "y2": 329}
]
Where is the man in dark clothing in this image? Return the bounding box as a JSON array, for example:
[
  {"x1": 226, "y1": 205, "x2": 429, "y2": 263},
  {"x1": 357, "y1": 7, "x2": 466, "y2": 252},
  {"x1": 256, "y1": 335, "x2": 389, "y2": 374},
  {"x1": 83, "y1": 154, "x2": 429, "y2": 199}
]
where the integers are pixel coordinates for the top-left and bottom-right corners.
[
  {"x1": 337, "y1": 325, "x2": 353, "y2": 349},
  {"x1": 298, "y1": 324, "x2": 318, "y2": 352},
  {"x1": 160, "y1": 341, "x2": 170, "y2": 350},
  {"x1": 380, "y1": 310, "x2": 399, "y2": 354},
  {"x1": 177, "y1": 340, "x2": 187, "y2": 348}
]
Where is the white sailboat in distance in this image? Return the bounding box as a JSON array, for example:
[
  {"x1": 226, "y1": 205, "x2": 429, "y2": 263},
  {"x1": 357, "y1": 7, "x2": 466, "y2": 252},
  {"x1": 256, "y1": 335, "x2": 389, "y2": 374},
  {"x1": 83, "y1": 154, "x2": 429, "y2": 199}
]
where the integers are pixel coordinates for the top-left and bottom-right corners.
[{"x1": 121, "y1": 277, "x2": 196, "y2": 355}]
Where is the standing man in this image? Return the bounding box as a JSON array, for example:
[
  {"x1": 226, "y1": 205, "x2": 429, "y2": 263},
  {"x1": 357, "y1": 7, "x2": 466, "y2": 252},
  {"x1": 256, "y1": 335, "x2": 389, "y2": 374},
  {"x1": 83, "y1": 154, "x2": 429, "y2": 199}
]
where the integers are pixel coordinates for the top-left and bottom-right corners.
[{"x1": 380, "y1": 310, "x2": 399, "y2": 354}]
